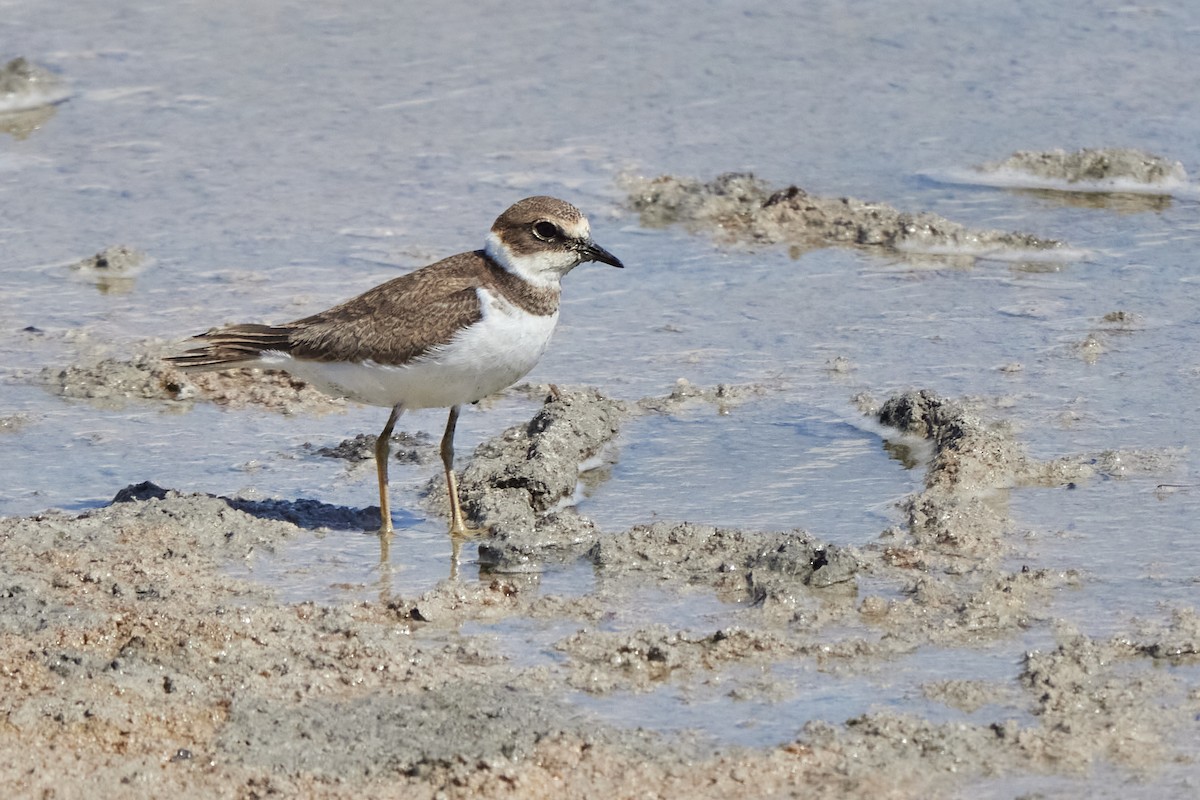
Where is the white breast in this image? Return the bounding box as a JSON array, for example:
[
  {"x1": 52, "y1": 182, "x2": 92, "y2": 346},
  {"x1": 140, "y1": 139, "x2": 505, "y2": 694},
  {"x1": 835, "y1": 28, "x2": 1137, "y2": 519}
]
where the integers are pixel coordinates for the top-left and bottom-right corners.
[{"x1": 261, "y1": 286, "x2": 559, "y2": 410}]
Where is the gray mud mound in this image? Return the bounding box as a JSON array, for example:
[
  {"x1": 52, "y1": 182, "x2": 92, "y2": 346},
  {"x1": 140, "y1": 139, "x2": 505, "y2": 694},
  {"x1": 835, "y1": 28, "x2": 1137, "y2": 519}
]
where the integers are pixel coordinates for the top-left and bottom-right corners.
[
  {"x1": 179, "y1": 367, "x2": 343, "y2": 412},
  {"x1": 310, "y1": 430, "x2": 436, "y2": 464},
  {"x1": 0, "y1": 57, "x2": 68, "y2": 139},
  {"x1": 625, "y1": 172, "x2": 1063, "y2": 258},
  {"x1": 0, "y1": 56, "x2": 66, "y2": 111},
  {"x1": 450, "y1": 387, "x2": 630, "y2": 564},
  {"x1": 467, "y1": 385, "x2": 854, "y2": 584},
  {"x1": 873, "y1": 389, "x2": 1161, "y2": 566},
  {"x1": 878, "y1": 390, "x2": 1035, "y2": 560},
  {"x1": 634, "y1": 377, "x2": 768, "y2": 415},
  {"x1": 878, "y1": 390, "x2": 1023, "y2": 559},
  {"x1": 71, "y1": 244, "x2": 145, "y2": 274},
  {"x1": 39, "y1": 341, "x2": 342, "y2": 413},
  {"x1": 590, "y1": 522, "x2": 856, "y2": 596},
  {"x1": 985, "y1": 147, "x2": 1188, "y2": 188},
  {"x1": 69, "y1": 245, "x2": 148, "y2": 293},
  {"x1": 926, "y1": 147, "x2": 1192, "y2": 208}
]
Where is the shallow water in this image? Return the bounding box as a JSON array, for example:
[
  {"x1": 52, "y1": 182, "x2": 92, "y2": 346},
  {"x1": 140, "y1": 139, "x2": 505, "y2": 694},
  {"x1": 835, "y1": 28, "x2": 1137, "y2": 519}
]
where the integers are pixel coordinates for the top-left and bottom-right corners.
[{"x1": 3, "y1": 0, "x2": 1200, "y2": 791}]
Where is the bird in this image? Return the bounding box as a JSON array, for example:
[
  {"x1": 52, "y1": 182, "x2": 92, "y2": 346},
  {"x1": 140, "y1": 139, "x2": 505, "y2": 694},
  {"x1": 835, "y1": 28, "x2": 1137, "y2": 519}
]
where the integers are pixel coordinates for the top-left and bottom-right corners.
[{"x1": 166, "y1": 196, "x2": 624, "y2": 538}]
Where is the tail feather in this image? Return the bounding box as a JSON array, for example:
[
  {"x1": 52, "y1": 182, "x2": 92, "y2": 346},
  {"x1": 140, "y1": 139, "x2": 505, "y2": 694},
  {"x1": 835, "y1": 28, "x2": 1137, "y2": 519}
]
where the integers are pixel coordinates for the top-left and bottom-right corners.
[{"x1": 165, "y1": 323, "x2": 295, "y2": 371}]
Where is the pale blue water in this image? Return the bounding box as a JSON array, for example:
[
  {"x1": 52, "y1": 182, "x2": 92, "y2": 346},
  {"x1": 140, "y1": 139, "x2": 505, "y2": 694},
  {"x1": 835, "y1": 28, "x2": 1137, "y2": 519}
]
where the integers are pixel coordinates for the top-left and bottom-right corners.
[{"x1": 3, "y1": 0, "x2": 1200, "y2": 789}]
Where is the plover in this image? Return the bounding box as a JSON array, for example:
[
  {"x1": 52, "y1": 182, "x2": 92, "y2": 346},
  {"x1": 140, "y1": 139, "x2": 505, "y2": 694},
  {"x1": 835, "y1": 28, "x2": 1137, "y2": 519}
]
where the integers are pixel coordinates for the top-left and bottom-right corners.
[{"x1": 167, "y1": 196, "x2": 623, "y2": 536}]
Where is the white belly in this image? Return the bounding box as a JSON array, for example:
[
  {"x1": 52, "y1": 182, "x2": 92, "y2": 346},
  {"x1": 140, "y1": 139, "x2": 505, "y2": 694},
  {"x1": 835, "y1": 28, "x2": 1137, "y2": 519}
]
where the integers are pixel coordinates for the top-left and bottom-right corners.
[{"x1": 261, "y1": 290, "x2": 559, "y2": 409}]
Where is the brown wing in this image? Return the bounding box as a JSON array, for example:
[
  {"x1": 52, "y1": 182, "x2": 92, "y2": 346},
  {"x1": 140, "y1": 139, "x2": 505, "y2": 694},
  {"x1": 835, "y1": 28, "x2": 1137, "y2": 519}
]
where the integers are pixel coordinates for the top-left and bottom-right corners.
[
  {"x1": 166, "y1": 251, "x2": 492, "y2": 370},
  {"x1": 287, "y1": 273, "x2": 484, "y2": 365},
  {"x1": 175, "y1": 248, "x2": 496, "y2": 371}
]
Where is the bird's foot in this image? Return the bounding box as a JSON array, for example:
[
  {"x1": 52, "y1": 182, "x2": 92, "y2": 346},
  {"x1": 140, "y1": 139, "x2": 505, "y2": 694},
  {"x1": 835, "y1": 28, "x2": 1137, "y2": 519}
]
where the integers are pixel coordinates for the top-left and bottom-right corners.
[{"x1": 448, "y1": 520, "x2": 482, "y2": 539}]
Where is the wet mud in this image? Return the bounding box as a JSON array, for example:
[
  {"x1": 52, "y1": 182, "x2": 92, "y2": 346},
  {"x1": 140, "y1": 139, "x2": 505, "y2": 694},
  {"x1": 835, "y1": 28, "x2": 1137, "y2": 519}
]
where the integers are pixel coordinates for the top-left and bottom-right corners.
[
  {"x1": 67, "y1": 245, "x2": 149, "y2": 294},
  {"x1": 984, "y1": 148, "x2": 1188, "y2": 188},
  {"x1": 923, "y1": 147, "x2": 1196, "y2": 209},
  {"x1": 3, "y1": 372, "x2": 1197, "y2": 797},
  {"x1": 10, "y1": 146, "x2": 1199, "y2": 796},
  {"x1": 0, "y1": 56, "x2": 67, "y2": 138},
  {"x1": 0, "y1": 57, "x2": 63, "y2": 109},
  {"x1": 39, "y1": 340, "x2": 343, "y2": 413},
  {"x1": 624, "y1": 172, "x2": 1068, "y2": 261},
  {"x1": 6, "y1": 0, "x2": 1200, "y2": 792}
]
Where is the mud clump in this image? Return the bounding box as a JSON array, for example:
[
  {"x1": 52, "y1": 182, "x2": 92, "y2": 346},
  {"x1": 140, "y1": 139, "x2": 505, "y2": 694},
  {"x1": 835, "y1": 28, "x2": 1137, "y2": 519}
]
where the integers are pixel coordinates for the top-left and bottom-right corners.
[
  {"x1": 311, "y1": 431, "x2": 435, "y2": 465},
  {"x1": 872, "y1": 389, "x2": 1126, "y2": 561},
  {"x1": 926, "y1": 147, "x2": 1192, "y2": 209},
  {"x1": 635, "y1": 377, "x2": 767, "y2": 415},
  {"x1": 878, "y1": 389, "x2": 1033, "y2": 490},
  {"x1": 0, "y1": 57, "x2": 66, "y2": 112},
  {"x1": 625, "y1": 172, "x2": 1063, "y2": 259},
  {"x1": 454, "y1": 388, "x2": 629, "y2": 567},
  {"x1": 69, "y1": 245, "x2": 148, "y2": 293},
  {"x1": 590, "y1": 522, "x2": 856, "y2": 597},
  {"x1": 467, "y1": 385, "x2": 836, "y2": 580},
  {"x1": 41, "y1": 350, "x2": 203, "y2": 406},
  {"x1": 0, "y1": 57, "x2": 68, "y2": 139},
  {"x1": 71, "y1": 244, "x2": 145, "y2": 274},
  {"x1": 986, "y1": 147, "x2": 1188, "y2": 188},
  {"x1": 39, "y1": 341, "x2": 342, "y2": 413},
  {"x1": 1020, "y1": 629, "x2": 1197, "y2": 768},
  {"x1": 877, "y1": 390, "x2": 1030, "y2": 559},
  {"x1": 1126, "y1": 608, "x2": 1200, "y2": 660}
]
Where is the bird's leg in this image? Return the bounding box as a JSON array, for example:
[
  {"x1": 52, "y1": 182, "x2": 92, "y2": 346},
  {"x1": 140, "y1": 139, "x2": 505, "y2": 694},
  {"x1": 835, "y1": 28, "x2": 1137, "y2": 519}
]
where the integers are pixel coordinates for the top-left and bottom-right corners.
[
  {"x1": 440, "y1": 405, "x2": 479, "y2": 537},
  {"x1": 375, "y1": 403, "x2": 403, "y2": 535}
]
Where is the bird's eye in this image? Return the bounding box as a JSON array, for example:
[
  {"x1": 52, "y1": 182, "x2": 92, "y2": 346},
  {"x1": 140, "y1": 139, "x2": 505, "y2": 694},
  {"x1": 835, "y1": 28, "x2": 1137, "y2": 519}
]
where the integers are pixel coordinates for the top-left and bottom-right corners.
[{"x1": 532, "y1": 220, "x2": 559, "y2": 241}]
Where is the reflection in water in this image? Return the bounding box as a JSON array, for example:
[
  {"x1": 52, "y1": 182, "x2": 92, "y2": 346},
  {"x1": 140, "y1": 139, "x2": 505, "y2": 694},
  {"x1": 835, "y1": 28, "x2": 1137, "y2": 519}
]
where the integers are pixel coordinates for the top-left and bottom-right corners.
[
  {"x1": 376, "y1": 530, "x2": 469, "y2": 602},
  {"x1": 1016, "y1": 187, "x2": 1173, "y2": 214},
  {"x1": 377, "y1": 533, "x2": 393, "y2": 603},
  {"x1": 881, "y1": 438, "x2": 927, "y2": 471},
  {"x1": 0, "y1": 104, "x2": 56, "y2": 139}
]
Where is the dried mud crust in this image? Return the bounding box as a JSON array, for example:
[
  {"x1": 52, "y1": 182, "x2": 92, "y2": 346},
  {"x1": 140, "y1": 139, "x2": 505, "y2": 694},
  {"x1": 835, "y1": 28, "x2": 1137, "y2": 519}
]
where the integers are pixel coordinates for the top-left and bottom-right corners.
[
  {"x1": 624, "y1": 172, "x2": 1064, "y2": 258},
  {"x1": 1, "y1": 386, "x2": 1197, "y2": 798}
]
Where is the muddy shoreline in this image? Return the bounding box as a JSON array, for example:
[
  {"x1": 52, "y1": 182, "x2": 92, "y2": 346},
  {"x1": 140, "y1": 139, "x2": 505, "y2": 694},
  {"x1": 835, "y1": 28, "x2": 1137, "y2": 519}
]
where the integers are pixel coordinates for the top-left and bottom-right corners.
[
  {"x1": 2, "y1": 373, "x2": 1196, "y2": 797},
  {"x1": 7, "y1": 0, "x2": 1200, "y2": 788},
  {"x1": 13, "y1": 160, "x2": 1200, "y2": 789},
  {"x1": 8, "y1": 152, "x2": 1198, "y2": 798}
]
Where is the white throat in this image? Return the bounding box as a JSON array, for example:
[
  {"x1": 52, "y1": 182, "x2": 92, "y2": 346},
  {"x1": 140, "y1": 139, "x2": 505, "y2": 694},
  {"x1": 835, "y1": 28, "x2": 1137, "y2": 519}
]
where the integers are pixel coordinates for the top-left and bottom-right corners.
[{"x1": 485, "y1": 231, "x2": 571, "y2": 289}]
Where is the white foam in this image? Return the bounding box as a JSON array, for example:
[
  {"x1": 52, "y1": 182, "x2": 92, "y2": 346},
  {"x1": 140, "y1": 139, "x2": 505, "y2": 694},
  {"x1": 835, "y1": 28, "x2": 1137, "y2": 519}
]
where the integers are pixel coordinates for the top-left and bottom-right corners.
[
  {"x1": 0, "y1": 86, "x2": 71, "y2": 113},
  {"x1": 892, "y1": 239, "x2": 1090, "y2": 264},
  {"x1": 922, "y1": 167, "x2": 1200, "y2": 200}
]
